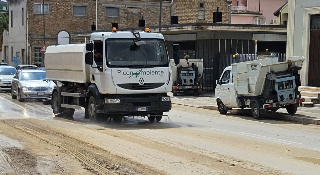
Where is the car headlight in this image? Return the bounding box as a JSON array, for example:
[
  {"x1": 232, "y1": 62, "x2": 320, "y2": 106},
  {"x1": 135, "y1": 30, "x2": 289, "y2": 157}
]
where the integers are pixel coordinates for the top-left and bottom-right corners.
[
  {"x1": 105, "y1": 99, "x2": 121, "y2": 104},
  {"x1": 22, "y1": 87, "x2": 27, "y2": 91},
  {"x1": 162, "y1": 97, "x2": 171, "y2": 102}
]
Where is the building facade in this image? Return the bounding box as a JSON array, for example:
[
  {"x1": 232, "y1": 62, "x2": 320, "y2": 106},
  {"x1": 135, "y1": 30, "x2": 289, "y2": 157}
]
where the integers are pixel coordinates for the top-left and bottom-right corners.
[
  {"x1": 7, "y1": 0, "x2": 231, "y2": 66},
  {"x1": 228, "y1": 0, "x2": 287, "y2": 25},
  {"x1": 286, "y1": 0, "x2": 320, "y2": 87}
]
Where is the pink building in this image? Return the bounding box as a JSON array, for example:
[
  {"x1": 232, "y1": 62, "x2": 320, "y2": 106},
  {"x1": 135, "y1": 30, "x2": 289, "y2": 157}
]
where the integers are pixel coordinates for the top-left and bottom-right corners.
[{"x1": 228, "y1": 0, "x2": 287, "y2": 25}]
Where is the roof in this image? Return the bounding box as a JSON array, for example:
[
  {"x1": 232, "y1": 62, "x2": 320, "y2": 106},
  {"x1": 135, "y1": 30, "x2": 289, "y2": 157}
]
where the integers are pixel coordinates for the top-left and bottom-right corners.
[
  {"x1": 19, "y1": 69, "x2": 45, "y2": 73},
  {"x1": 274, "y1": 1, "x2": 288, "y2": 16}
]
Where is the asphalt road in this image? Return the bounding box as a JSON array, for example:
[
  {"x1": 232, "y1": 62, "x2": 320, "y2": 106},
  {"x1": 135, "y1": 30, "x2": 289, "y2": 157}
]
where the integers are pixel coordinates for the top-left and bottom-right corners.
[{"x1": 0, "y1": 92, "x2": 319, "y2": 175}]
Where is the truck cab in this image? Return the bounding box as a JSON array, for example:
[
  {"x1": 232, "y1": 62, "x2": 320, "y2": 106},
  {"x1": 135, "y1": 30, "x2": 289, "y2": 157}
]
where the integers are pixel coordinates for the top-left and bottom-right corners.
[{"x1": 215, "y1": 66, "x2": 237, "y2": 107}]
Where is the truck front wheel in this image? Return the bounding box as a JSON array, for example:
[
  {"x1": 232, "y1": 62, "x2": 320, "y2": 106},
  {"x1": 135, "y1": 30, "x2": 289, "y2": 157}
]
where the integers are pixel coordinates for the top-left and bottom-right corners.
[
  {"x1": 286, "y1": 104, "x2": 298, "y2": 114},
  {"x1": 250, "y1": 99, "x2": 264, "y2": 120},
  {"x1": 217, "y1": 100, "x2": 228, "y2": 114},
  {"x1": 87, "y1": 96, "x2": 104, "y2": 122}
]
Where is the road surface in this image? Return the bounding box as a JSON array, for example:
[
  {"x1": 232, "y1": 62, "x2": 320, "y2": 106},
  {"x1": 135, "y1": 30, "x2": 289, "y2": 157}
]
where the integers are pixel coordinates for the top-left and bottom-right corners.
[{"x1": 0, "y1": 92, "x2": 319, "y2": 175}]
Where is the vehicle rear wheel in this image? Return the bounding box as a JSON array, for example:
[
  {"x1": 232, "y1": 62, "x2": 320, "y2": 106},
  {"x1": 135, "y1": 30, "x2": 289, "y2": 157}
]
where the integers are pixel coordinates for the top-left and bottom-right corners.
[
  {"x1": 88, "y1": 96, "x2": 104, "y2": 122},
  {"x1": 113, "y1": 117, "x2": 123, "y2": 123},
  {"x1": 286, "y1": 103, "x2": 298, "y2": 114},
  {"x1": 17, "y1": 89, "x2": 24, "y2": 102},
  {"x1": 148, "y1": 116, "x2": 155, "y2": 122},
  {"x1": 156, "y1": 116, "x2": 162, "y2": 122},
  {"x1": 250, "y1": 99, "x2": 263, "y2": 120},
  {"x1": 52, "y1": 91, "x2": 61, "y2": 115},
  {"x1": 217, "y1": 100, "x2": 228, "y2": 114},
  {"x1": 11, "y1": 88, "x2": 16, "y2": 99}
]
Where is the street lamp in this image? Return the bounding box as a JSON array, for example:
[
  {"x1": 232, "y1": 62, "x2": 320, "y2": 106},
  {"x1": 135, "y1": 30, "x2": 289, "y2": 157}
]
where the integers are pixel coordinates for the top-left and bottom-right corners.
[
  {"x1": 96, "y1": 0, "x2": 98, "y2": 30},
  {"x1": 159, "y1": 0, "x2": 162, "y2": 33}
]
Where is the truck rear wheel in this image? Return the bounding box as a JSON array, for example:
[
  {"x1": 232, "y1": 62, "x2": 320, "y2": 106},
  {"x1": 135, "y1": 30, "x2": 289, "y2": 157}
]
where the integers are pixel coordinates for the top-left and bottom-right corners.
[
  {"x1": 217, "y1": 100, "x2": 228, "y2": 114},
  {"x1": 88, "y1": 96, "x2": 104, "y2": 122},
  {"x1": 250, "y1": 99, "x2": 263, "y2": 120},
  {"x1": 286, "y1": 104, "x2": 298, "y2": 114}
]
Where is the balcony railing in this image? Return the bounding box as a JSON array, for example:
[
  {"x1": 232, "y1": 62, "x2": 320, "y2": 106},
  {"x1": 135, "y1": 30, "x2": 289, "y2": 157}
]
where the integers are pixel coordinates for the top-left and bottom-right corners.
[{"x1": 231, "y1": 6, "x2": 248, "y2": 11}]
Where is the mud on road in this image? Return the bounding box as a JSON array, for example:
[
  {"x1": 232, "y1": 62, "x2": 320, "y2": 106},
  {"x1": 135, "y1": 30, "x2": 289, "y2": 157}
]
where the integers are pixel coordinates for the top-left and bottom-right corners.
[{"x1": 0, "y1": 93, "x2": 320, "y2": 175}]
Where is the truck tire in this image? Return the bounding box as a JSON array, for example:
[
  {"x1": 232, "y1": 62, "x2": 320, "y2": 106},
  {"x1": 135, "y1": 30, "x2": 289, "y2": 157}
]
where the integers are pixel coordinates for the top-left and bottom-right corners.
[
  {"x1": 52, "y1": 90, "x2": 74, "y2": 119},
  {"x1": 11, "y1": 88, "x2": 16, "y2": 99},
  {"x1": 217, "y1": 100, "x2": 228, "y2": 114},
  {"x1": 250, "y1": 99, "x2": 263, "y2": 120},
  {"x1": 148, "y1": 113, "x2": 163, "y2": 122},
  {"x1": 87, "y1": 96, "x2": 104, "y2": 122},
  {"x1": 286, "y1": 104, "x2": 298, "y2": 114}
]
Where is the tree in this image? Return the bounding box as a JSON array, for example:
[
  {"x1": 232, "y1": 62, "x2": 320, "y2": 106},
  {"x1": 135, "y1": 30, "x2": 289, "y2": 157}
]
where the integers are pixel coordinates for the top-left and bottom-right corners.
[{"x1": 0, "y1": 13, "x2": 9, "y2": 34}]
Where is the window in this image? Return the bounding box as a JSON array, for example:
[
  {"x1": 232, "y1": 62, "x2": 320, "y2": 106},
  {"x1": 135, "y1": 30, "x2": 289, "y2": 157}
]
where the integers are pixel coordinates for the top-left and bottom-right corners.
[
  {"x1": 34, "y1": 47, "x2": 43, "y2": 63},
  {"x1": 34, "y1": 3, "x2": 49, "y2": 14},
  {"x1": 22, "y1": 8, "x2": 24, "y2": 26},
  {"x1": 10, "y1": 10, "x2": 13, "y2": 27},
  {"x1": 3, "y1": 6, "x2": 6, "y2": 11},
  {"x1": 199, "y1": 2, "x2": 204, "y2": 8},
  {"x1": 254, "y1": 19, "x2": 261, "y2": 25},
  {"x1": 220, "y1": 70, "x2": 231, "y2": 84},
  {"x1": 73, "y1": 5, "x2": 87, "y2": 16},
  {"x1": 198, "y1": 10, "x2": 205, "y2": 20},
  {"x1": 105, "y1": 7, "x2": 119, "y2": 17},
  {"x1": 11, "y1": 47, "x2": 13, "y2": 62}
]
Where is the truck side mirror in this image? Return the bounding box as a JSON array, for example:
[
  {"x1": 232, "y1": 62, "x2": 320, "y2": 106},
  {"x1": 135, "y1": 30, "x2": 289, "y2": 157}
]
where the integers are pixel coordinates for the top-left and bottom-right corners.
[
  {"x1": 86, "y1": 43, "x2": 94, "y2": 52},
  {"x1": 85, "y1": 52, "x2": 93, "y2": 65},
  {"x1": 173, "y1": 44, "x2": 180, "y2": 65}
]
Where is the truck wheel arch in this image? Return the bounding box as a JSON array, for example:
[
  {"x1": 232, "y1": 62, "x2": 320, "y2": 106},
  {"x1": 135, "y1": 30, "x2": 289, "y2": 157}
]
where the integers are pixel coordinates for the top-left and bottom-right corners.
[{"x1": 88, "y1": 84, "x2": 102, "y2": 99}]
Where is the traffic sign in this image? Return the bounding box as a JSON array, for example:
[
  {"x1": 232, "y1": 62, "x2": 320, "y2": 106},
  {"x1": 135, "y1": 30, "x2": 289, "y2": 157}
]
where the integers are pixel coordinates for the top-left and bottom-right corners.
[{"x1": 40, "y1": 44, "x2": 46, "y2": 53}]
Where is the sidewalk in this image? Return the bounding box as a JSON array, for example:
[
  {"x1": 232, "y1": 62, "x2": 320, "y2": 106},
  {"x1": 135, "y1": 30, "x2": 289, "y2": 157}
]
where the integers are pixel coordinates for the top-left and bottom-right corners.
[{"x1": 170, "y1": 93, "x2": 320, "y2": 125}]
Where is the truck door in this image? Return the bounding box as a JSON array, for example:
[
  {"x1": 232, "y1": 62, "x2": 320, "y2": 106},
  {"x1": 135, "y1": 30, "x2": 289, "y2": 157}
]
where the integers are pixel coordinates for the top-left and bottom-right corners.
[{"x1": 216, "y1": 69, "x2": 231, "y2": 105}]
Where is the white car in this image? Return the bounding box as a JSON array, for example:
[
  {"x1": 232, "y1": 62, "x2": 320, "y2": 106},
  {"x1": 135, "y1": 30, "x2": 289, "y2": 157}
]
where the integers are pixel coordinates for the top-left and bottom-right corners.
[
  {"x1": 11, "y1": 70, "x2": 55, "y2": 102},
  {"x1": 0, "y1": 66, "x2": 16, "y2": 91}
]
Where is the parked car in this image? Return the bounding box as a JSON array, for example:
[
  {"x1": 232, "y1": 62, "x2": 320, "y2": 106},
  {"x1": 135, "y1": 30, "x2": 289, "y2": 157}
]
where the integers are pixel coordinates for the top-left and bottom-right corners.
[
  {"x1": 0, "y1": 62, "x2": 8, "y2": 66},
  {"x1": 11, "y1": 70, "x2": 54, "y2": 102},
  {"x1": 16, "y1": 65, "x2": 37, "y2": 70},
  {"x1": 0, "y1": 66, "x2": 16, "y2": 91}
]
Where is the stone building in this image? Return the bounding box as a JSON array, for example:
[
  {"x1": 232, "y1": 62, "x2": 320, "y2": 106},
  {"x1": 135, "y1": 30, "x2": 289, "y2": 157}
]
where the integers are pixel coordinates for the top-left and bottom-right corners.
[{"x1": 8, "y1": 0, "x2": 230, "y2": 66}]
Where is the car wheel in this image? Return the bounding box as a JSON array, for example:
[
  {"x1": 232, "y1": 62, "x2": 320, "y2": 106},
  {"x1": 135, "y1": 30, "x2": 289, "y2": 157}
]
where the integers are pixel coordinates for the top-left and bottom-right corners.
[
  {"x1": 17, "y1": 89, "x2": 24, "y2": 102},
  {"x1": 286, "y1": 104, "x2": 298, "y2": 114},
  {"x1": 88, "y1": 96, "x2": 104, "y2": 122},
  {"x1": 250, "y1": 99, "x2": 263, "y2": 120},
  {"x1": 148, "y1": 116, "x2": 155, "y2": 122},
  {"x1": 11, "y1": 88, "x2": 16, "y2": 99}
]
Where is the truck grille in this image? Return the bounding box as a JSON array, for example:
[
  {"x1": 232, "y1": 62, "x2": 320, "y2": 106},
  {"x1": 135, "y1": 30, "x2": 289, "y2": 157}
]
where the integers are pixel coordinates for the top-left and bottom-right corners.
[
  {"x1": 32, "y1": 87, "x2": 49, "y2": 91},
  {"x1": 117, "y1": 83, "x2": 164, "y2": 90}
]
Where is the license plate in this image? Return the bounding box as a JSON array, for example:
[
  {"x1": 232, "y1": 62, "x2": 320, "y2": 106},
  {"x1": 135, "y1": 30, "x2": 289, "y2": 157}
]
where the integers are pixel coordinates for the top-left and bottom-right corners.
[
  {"x1": 137, "y1": 107, "x2": 147, "y2": 111},
  {"x1": 37, "y1": 92, "x2": 45, "y2": 96},
  {"x1": 183, "y1": 86, "x2": 193, "y2": 89}
]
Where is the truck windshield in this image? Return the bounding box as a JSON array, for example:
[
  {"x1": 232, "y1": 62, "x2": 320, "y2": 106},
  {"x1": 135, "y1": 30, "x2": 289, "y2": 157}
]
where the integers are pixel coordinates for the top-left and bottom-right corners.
[{"x1": 106, "y1": 39, "x2": 168, "y2": 67}]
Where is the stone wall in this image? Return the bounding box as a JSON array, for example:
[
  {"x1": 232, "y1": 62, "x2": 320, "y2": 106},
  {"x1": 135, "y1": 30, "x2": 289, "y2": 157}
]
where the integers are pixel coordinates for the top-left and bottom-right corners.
[{"x1": 173, "y1": 0, "x2": 229, "y2": 24}]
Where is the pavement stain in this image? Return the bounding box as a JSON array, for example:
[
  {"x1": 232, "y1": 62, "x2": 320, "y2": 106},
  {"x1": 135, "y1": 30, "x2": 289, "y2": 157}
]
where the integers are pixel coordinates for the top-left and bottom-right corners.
[{"x1": 295, "y1": 157, "x2": 320, "y2": 165}]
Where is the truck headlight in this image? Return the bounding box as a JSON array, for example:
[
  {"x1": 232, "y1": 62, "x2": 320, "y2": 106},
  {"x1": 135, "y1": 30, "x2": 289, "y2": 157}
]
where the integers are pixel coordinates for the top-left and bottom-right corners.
[
  {"x1": 22, "y1": 87, "x2": 28, "y2": 91},
  {"x1": 105, "y1": 99, "x2": 121, "y2": 104},
  {"x1": 162, "y1": 97, "x2": 170, "y2": 102}
]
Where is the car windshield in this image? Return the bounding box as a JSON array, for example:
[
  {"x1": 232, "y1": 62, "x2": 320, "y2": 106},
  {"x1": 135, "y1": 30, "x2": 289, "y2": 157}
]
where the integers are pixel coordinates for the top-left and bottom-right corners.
[
  {"x1": 106, "y1": 38, "x2": 169, "y2": 68},
  {"x1": 20, "y1": 72, "x2": 46, "y2": 81},
  {"x1": 0, "y1": 68, "x2": 16, "y2": 75}
]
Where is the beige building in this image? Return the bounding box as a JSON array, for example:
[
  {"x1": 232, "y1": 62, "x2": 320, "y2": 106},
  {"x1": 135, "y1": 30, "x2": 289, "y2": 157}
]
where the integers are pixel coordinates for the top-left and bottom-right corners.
[
  {"x1": 8, "y1": 0, "x2": 230, "y2": 66},
  {"x1": 286, "y1": 0, "x2": 320, "y2": 87}
]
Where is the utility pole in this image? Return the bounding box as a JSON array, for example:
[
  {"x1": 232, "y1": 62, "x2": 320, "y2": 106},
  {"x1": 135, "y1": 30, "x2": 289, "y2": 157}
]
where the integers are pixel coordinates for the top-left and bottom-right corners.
[
  {"x1": 159, "y1": 0, "x2": 162, "y2": 33},
  {"x1": 42, "y1": 0, "x2": 46, "y2": 66},
  {"x1": 95, "y1": 0, "x2": 98, "y2": 30}
]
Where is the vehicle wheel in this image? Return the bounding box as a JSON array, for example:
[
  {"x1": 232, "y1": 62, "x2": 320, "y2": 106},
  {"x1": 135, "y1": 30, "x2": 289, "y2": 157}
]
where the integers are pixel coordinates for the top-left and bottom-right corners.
[
  {"x1": 286, "y1": 103, "x2": 298, "y2": 114},
  {"x1": 11, "y1": 88, "x2": 16, "y2": 99},
  {"x1": 156, "y1": 116, "x2": 162, "y2": 122},
  {"x1": 148, "y1": 116, "x2": 155, "y2": 122},
  {"x1": 271, "y1": 108, "x2": 279, "y2": 112},
  {"x1": 217, "y1": 100, "x2": 228, "y2": 114},
  {"x1": 250, "y1": 99, "x2": 263, "y2": 120},
  {"x1": 17, "y1": 89, "x2": 24, "y2": 102},
  {"x1": 113, "y1": 117, "x2": 123, "y2": 123},
  {"x1": 52, "y1": 91, "x2": 61, "y2": 115},
  {"x1": 87, "y1": 96, "x2": 104, "y2": 122},
  {"x1": 62, "y1": 109, "x2": 75, "y2": 119},
  {"x1": 173, "y1": 92, "x2": 178, "y2": 96}
]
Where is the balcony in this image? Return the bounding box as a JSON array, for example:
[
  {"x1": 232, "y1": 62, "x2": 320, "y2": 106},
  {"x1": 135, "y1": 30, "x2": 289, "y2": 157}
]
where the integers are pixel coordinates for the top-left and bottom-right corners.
[{"x1": 231, "y1": 6, "x2": 248, "y2": 11}]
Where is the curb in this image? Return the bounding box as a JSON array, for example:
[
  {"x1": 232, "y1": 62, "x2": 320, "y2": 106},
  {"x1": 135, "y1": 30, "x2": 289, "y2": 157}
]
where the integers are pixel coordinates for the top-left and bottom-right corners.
[{"x1": 172, "y1": 102, "x2": 320, "y2": 125}]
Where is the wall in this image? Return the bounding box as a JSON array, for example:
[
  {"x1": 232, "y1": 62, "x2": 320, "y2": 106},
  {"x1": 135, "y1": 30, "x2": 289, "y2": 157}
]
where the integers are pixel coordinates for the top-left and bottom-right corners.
[
  {"x1": 8, "y1": 0, "x2": 27, "y2": 66},
  {"x1": 287, "y1": 0, "x2": 320, "y2": 86},
  {"x1": 247, "y1": 0, "x2": 286, "y2": 24},
  {"x1": 174, "y1": 0, "x2": 230, "y2": 24},
  {"x1": 231, "y1": 15, "x2": 256, "y2": 24},
  {"x1": 2, "y1": 30, "x2": 9, "y2": 62}
]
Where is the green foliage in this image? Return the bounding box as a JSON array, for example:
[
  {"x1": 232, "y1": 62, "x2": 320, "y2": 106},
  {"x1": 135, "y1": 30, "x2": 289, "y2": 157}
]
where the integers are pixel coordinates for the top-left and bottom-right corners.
[{"x1": 0, "y1": 13, "x2": 9, "y2": 34}]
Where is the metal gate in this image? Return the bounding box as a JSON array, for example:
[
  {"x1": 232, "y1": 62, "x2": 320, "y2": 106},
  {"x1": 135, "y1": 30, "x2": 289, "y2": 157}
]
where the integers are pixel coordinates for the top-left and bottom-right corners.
[{"x1": 309, "y1": 15, "x2": 320, "y2": 87}]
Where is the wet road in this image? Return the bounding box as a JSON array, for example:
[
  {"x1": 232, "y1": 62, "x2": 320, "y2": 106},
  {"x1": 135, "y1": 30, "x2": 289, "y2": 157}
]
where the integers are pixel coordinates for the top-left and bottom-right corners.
[{"x1": 0, "y1": 92, "x2": 320, "y2": 175}]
